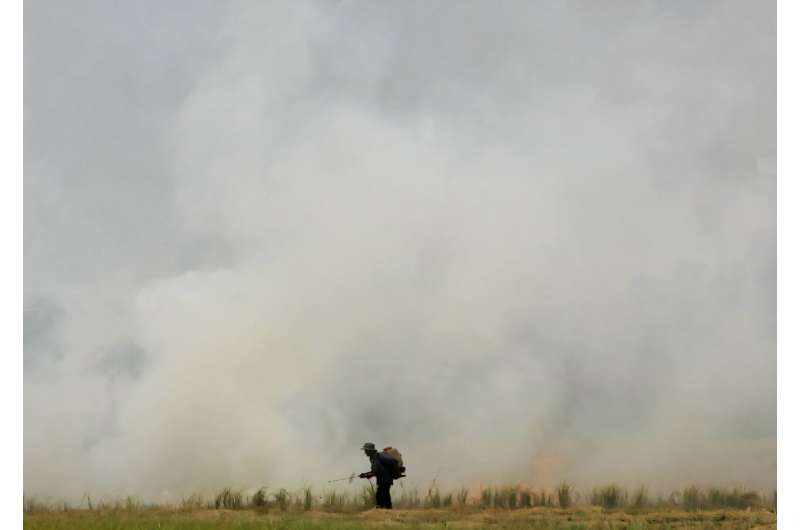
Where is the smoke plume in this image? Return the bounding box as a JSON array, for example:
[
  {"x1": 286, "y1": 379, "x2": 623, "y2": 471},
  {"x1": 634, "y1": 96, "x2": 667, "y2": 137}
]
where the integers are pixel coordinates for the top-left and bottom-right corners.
[{"x1": 24, "y1": 1, "x2": 775, "y2": 502}]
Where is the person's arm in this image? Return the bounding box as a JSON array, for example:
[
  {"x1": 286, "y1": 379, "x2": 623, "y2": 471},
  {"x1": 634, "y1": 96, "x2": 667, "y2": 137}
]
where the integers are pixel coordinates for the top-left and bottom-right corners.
[{"x1": 360, "y1": 457, "x2": 382, "y2": 478}]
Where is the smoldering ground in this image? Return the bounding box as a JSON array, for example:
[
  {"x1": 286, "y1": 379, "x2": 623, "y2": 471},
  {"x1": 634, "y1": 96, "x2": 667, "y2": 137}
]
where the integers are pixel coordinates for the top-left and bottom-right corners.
[{"x1": 24, "y1": 1, "x2": 775, "y2": 502}]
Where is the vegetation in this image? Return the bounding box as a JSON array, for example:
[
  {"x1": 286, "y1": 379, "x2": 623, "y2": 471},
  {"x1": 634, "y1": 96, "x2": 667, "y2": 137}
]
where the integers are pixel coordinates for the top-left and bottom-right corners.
[
  {"x1": 556, "y1": 482, "x2": 571, "y2": 509},
  {"x1": 592, "y1": 484, "x2": 626, "y2": 509},
  {"x1": 23, "y1": 483, "x2": 777, "y2": 529},
  {"x1": 631, "y1": 486, "x2": 648, "y2": 509},
  {"x1": 357, "y1": 484, "x2": 375, "y2": 511},
  {"x1": 23, "y1": 505, "x2": 777, "y2": 530},
  {"x1": 251, "y1": 488, "x2": 268, "y2": 508},
  {"x1": 394, "y1": 484, "x2": 420, "y2": 509},
  {"x1": 455, "y1": 488, "x2": 469, "y2": 506},
  {"x1": 681, "y1": 485, "x2": 702, "y2": 512},
  {"x1": 24, "y1": 484, "x2": 774, "y2": 514},
  {"x1": 214, "y1": 488, "x2": 243, "y2": 510}
]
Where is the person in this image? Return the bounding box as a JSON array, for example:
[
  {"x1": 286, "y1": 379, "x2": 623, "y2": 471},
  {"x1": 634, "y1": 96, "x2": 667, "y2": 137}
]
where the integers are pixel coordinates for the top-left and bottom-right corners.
[{"x1": 358, "y1": 442, "x2": 395, "y2": 509}]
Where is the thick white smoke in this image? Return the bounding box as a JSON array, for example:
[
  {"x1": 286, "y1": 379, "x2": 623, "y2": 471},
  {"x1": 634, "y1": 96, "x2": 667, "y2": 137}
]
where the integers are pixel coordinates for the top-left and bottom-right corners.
[{"x1": 24, "y1": 1, "x2": 775, "y2": 502}]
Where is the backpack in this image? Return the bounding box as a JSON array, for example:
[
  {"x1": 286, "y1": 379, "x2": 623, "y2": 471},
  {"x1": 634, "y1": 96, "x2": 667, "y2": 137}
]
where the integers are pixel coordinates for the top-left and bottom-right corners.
[{"x1": 381, "y1": 447, "x2": 406, "y2": 479}]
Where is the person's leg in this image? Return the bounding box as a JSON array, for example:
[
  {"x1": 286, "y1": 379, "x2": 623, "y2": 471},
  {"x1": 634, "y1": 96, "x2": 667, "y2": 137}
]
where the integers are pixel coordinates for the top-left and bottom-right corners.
[
  {"x1": 382, "y1": 484, "x2": 391, "y2": 508},
  {"x1": 376, "y1": 484, "x2": 387, "y2": 508}
]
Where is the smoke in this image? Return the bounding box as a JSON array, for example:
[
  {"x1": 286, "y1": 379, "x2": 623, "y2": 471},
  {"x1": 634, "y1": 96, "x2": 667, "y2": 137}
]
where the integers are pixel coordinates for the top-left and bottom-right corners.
[{"x1": 24, "y1": 1, "x2": 775, "y2": 502}]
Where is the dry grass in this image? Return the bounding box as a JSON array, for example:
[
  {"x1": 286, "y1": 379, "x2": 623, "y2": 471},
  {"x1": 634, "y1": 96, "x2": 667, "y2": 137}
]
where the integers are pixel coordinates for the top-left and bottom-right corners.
[
  {"x1": 23, "y1": 484, "x2": 777, "y2": 529},
  {"x1": 556, "y1": 482, "x2": 572, "y2": 509},
  {"x1": 23, "y1": 506, "x2": 777, "y2": 529}
]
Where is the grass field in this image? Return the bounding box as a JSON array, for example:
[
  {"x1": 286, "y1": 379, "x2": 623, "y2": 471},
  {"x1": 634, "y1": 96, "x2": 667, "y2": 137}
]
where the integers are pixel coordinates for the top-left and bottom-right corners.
[
  {"x1": 23, "y1": 506, "x2": 777, "y2": 530},
  {"x1": 23, "y1": 484, "x2": 778, "y2": 530}
]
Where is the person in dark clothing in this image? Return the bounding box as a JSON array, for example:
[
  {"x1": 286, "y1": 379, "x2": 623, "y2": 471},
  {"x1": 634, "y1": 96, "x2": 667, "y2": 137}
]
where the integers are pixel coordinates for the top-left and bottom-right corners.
[{"x1": 358, "y1": 442, "x2": 394, "y2": 509}]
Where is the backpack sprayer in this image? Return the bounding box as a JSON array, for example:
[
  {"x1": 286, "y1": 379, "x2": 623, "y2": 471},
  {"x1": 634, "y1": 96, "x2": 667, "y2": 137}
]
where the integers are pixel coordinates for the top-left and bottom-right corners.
[{"x1": 328, "y1": 446, "x2": 406, "y2": 483}]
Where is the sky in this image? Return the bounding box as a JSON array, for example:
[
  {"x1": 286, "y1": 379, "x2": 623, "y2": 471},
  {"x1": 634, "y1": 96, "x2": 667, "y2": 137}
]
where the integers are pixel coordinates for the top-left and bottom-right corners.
[{"x1": 24, "y1": 0, "x2": 775, "y2": 502}]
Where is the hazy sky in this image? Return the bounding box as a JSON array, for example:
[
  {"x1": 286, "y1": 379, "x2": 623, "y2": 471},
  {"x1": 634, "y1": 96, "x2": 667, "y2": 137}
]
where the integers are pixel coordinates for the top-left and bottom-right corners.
[{"x1": 25, "y1": 1, "x2": 775, "y2": 502}]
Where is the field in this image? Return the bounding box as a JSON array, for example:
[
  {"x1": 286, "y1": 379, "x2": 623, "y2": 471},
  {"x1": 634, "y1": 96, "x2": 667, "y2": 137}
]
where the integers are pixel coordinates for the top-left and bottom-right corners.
[
  {"x1": 23, "y1": 485, "x2": 778, "y2": 529},
  {"x1": 22, "y1": 506, "x2": 778, "y2": 530}
]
